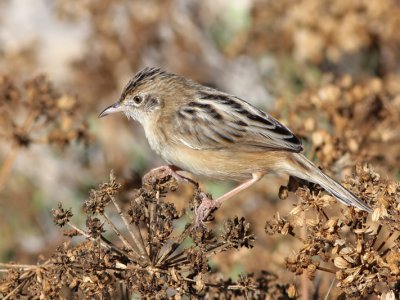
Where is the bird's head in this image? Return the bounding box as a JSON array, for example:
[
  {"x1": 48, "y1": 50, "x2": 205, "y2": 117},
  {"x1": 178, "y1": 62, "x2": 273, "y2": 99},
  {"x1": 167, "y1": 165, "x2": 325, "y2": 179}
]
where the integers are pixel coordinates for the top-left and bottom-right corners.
[{"x1": 99, "y1": 67, "x2": 184, "y2": 124}]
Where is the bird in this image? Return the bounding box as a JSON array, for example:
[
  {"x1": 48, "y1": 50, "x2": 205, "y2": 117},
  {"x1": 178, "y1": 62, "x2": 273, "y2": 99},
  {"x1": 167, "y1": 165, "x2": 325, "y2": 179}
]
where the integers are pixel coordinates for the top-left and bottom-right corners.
[{"x1": 99, "y1": 67, "x2": 371, "y2": 224}]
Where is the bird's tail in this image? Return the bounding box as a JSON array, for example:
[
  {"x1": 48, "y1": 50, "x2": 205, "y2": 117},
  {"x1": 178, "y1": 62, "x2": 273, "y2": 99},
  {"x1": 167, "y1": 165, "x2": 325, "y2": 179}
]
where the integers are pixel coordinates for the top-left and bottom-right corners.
[{"x1": 285, "y1": 153, "x2": 372, "y2": 213}]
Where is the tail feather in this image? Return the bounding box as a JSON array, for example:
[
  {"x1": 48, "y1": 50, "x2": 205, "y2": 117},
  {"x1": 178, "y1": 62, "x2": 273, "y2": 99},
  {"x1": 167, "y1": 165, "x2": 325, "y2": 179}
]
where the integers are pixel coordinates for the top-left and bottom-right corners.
[{"x1": 288, "y1": 154, "x2": 372, "y2": 213}]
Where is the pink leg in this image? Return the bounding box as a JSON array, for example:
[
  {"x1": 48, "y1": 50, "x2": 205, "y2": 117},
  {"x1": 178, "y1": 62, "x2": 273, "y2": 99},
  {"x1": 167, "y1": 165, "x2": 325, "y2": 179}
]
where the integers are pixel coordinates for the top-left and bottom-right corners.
[
  {"x1": 195, "y1": 172, "x2": 263, "y2": 226},
  {"x1": 143, "y1": 165, "x2": 198, "y2": 187}
]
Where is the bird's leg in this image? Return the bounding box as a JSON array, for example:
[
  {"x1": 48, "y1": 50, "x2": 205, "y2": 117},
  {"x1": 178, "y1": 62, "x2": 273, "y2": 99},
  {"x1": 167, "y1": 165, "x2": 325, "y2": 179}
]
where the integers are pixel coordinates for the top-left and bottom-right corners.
[
  {"x1": 143, "y1": 165, "x2": 198, "y2": 187},
  {"x1": 195, "y1": 173, "x2": 263, "y2": 226}
]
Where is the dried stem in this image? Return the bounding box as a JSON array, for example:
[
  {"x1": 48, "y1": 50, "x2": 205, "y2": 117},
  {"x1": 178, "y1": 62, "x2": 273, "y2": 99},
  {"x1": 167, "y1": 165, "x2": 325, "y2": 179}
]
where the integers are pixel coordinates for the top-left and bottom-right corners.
[
  {"x1": 148, "y1": 201, "x2": 156, "y2": 264},
  {"x1": 67, "y1": 222, "x2": 108, "y2": 246},
  {"x1": 109, "y1": 195, "x2": 149, "y2": 261},
  {"x1": 0, "y1": 110, "x2": 41, "y2": 191},
  {"x1": 0, "y1": 146, "x2": 20, "y2": 191},
  {"x1": 319, "y1": 208, "x2": 330, "y2": 221},
  {"x1": 0, "y1": 263, "x2": 45, "y2": 270},
  {"x1": 376, "y1": 230, "x2": 395, "y2": 252},
  {"x1": 66, "y1": 221, "x2": 136, "y2": 261},
  {"x1": 180, "y1": 276, "x2": 255, "y2": 291},
  {"x1": 156, "y1": 224, "x2": 194, "y2": 265},
  {"x1": 378, "y1": 231, "x2": 399, "y2": 257},
  {"x1": 102, "y1": 212, "x2": 141, "y2": 257},
  {"x1": 165, "y1": 257, "x2": 190, "y2": 267},
  {"x1": 3, "y1": 274, "x2": 34, "y2": 300},
  {"x1": 300, "y1": 211, "x2": 309, "y2": 300},
  {"x1": 205, "y1": 242, "x2": 230, "y2": 255},
  {"x1": 316, "y1": 266, "x2": 336, "y2": 274},
  {"x1": 163, "y1": 251, "x2": 188, "y2": 267},
  {"x1": 134, "y1": 223, "x2": 148, "y2": 261},
  {"x1": 371, "y1": 224, "x2": 382, "y2": 248},
  {"x1": 324, "y1": 278, "x2": 336, "y2": 300}
]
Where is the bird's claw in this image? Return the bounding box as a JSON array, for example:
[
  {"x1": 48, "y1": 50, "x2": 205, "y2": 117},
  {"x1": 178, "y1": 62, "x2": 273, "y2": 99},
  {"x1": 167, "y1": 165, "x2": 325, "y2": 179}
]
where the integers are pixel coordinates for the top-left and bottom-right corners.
[
  {"x1": 194, "y1": 192, "x2": 221, "y2": 227},
  {"x1": 143, "y1": 165, "x2": 198, "y2": 187},
  {"x1": 143, "y1": 165, "x2": 174, "y2": 186}
]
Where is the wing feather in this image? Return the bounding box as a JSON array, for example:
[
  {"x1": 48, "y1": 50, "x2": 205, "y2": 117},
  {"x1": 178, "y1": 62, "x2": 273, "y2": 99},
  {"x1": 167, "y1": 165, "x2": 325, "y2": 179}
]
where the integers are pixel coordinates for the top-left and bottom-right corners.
[{"x1": 174, "y1": 91, "x2": 303, "y2": 153}]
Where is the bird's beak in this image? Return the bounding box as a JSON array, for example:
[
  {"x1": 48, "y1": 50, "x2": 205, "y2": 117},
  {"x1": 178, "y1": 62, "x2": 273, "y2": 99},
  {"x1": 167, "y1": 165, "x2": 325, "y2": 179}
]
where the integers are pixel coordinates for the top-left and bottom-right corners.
[{"x1": 98, "y1": 102, "x2": 123, "y2": 118}]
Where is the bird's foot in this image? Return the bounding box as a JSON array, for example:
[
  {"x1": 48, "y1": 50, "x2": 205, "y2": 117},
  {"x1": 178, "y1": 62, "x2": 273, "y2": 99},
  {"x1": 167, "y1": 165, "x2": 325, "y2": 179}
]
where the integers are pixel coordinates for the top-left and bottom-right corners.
[
  {"x1": 143, "y1": 165, "x2": 198, "y2": 187},
  {"x1": 194, "y1": 192, "x2": 221, "y2": 227}
]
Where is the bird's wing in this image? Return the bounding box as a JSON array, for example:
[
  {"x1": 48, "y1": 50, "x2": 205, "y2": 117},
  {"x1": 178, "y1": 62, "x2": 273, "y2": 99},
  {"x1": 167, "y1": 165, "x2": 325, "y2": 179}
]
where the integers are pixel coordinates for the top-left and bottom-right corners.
[{"x1": 173, "y1": 91, "x2": 303, "y2": 153}]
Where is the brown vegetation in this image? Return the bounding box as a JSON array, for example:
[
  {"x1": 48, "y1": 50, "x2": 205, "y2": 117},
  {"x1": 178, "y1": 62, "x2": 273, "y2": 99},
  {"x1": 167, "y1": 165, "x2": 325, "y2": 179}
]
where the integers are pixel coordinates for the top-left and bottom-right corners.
[{"x1": 0, "y1": 0, "x2": 399, "y2": 298}]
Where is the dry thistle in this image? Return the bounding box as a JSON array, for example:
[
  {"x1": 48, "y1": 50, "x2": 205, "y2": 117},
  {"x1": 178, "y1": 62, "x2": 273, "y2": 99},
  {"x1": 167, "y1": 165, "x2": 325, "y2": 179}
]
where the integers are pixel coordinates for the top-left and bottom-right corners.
[
  {"x1": 246, "y1": 0, "x2": 400, "y2": 70},
  {"x1": 0, "y1": 74, "x2": 91, "y2": 149},
  {"x1": 278, "y1": 75, "x2": 400, "y2": 175},
  {"x1": 0, "y1": 170, "x2": 295, "y2": 299},
  {"x1": 0, "y1": 74, "x2": 92, "y2": 191},
  {"x1": 266, "y1": 163, "x2": 400, "y2": 298}
]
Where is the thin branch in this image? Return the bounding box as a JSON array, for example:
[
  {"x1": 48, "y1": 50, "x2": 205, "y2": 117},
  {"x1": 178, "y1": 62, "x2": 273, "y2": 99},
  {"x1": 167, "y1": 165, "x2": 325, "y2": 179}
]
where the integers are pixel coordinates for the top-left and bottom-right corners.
[
  {"x1": 0, "y1": 263, "x2": 43, "y2": 270},
  {"x1": 163, "y1": 242, "x2": 229, "y2": 266},
  {"x1": 319, "y1": 208, "x2": 330, "y2": 221},
  {"x1": 3, "y1": 274, "x2": 34, "y2": 300},
  {"x1": 67, "y1": 221, "x2": 109, "y2": 247},
  {"x1": 0, "y1": 146, "x2": 20, "y2": 191},
  {"x1": 109, "y1": 195, "x2": 150, "y2": 262},
  {"x1": 371, "y1": 224, "x2": 382, "y2": 248},
  {"x1": 180, "y1": 275, "x2": 255, "y2": 291},
  {"x1": 102, "y1": 212, "x2": 141, "y2": 257},
  {"x1": 317, "y1": 266, "x2": 336, "y2": 274},
  {"x1": 204, "y1": 242, "x2": 229, "y2": 255},
  {"x1": 324, "y1": 278, "x2": 336, "y2": 300},
  {"x1": 148, "y1": 201, "x2": 156, "y2": 264},
  {"x1": 381, "y1": 248, "x2": 391, "y2": 257},
  {"x1": 163, "y1": 253, "x2": 188, "y2": 267},
  {"x1": 376, "y1": 230, "x2": 395, "y2": 252},
  {"x1": 379, "y1": 231, "x2": 399, "y2": 257},
  {"x1": 0, "y1": 259, "x2": 53, "y2": 273},
  {"x1": 66, "y1": 221, "x2": 138, "y2": 262},
  {"x1": 156, "y1": 223, "x2": 194, "y2": 265},
  {"x1": 300, "y1": 211, "x2": 309, "y2": 300},
  {"x1": 135, "y1": 222, "x2": 148, "y2": 261},
  {"x1": 0, "y1": 109, "x2": 39, "y2": 191}
]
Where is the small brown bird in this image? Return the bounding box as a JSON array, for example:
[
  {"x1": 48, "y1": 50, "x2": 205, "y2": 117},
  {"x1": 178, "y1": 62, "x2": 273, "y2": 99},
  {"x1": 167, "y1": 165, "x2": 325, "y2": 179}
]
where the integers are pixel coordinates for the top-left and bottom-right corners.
[{"x1": 99, "y1": 67, "x2": 371, "y2": 223}]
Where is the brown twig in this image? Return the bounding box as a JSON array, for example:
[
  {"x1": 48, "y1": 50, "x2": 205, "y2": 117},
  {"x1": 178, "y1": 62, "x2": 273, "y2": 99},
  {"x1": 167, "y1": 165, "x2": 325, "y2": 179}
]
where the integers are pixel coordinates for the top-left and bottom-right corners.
[
  {"x1": 3, "y1": 274, "x2": 34, "y2": 300},
  {"x1": 67, "y1": 221, "x2": 131, "y2": 259},
  {"x1": 0, "y1": 146, "x2": 20, "y2": 192},
  {"x1": 102, "y1": 212, "x2": 141, "y2": 257},
  {"x1": 317, "y1": 266, "x2": 336, "y2": 274},
  {"x1": 109, "y1": 195, "x2": 149, "y2": 262},
  {"x1": 300, "y1": 211, "x2": 309, "y2": 300},
  {"x1": 0, "y1": 263, "x2": 45, "y2": 270},
  {"x1": 156, "y1": 223, "x2": 194, "y2": 265}
]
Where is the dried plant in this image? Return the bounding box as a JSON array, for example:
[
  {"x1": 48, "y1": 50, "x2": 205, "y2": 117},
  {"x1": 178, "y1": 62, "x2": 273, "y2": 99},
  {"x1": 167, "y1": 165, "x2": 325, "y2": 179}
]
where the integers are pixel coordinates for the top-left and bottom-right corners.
[
  {"x1": 0, "y1": 74, "x2": 91, "y2": 190},
  {"x1": 1, "y1": 1, "x2": 400, "y2": 298},
  {"x1": 266, "y1": 164, "x2": 400, "y2": 298},
  {"x1": 245, "y1": 0, "x2": 400, "y2": 72},
  {"x1": 276, "y1": 74, "x2": 400, "y2": 175},
  {"x1": 53, "y1": 0, "x2": 215, "y2": 105},
  {"x1": 0, "y1": 171, "x2": 294, "y2": 299}
]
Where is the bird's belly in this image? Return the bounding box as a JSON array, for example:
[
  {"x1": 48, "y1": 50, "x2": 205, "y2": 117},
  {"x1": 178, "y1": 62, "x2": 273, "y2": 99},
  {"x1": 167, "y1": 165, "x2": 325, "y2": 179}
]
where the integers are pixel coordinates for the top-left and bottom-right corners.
[
  {"x1": 144, "y1": 124, "x2": 288, "y2": 181},
  {"x1": 163, "y1": 151, "x2": 250, "y2": 181},
  {"x1": 160, "y1": 145, "x2": 284, "y2": 182}
]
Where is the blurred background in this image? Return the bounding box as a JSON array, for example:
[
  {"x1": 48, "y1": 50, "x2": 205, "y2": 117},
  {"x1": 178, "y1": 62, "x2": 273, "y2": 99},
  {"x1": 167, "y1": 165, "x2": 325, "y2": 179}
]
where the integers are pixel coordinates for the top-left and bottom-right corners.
[{"x1": 1, "y1": 0, "x2": 400, "y2": 297}]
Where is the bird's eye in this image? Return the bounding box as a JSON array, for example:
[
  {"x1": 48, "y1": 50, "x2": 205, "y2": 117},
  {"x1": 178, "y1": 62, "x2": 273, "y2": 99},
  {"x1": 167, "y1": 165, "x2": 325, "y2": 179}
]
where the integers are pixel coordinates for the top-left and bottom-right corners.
[{"x1": 133, "y1": 96, "x2": 143, "y2": 105}]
